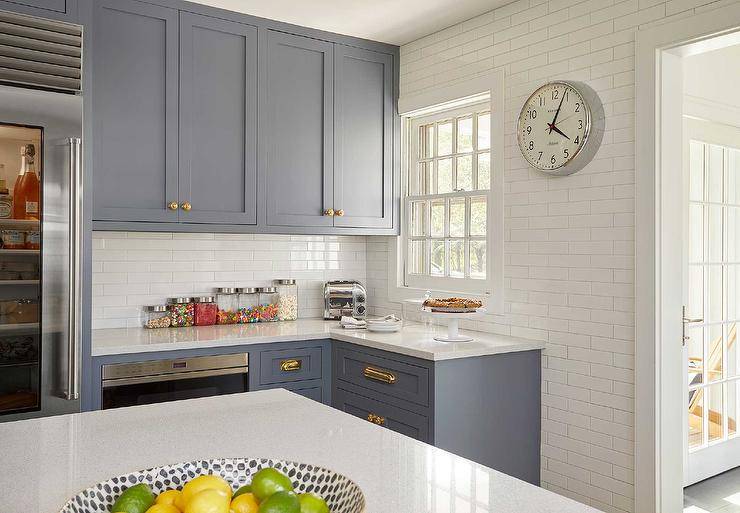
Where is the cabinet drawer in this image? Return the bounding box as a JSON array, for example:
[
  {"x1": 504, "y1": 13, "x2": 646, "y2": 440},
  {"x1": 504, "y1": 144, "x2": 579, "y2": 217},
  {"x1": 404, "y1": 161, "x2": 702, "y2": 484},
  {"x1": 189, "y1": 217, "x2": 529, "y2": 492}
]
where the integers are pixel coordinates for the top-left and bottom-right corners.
[
  {"x1": 259, "y1": 347, "x2": 322, "y2": 385},
  {"x1": 334, "y1": 346, "x2": 429, "y2": 407},
  {"x1": 333, "y1": 388, "x2": 429, "y2": 442}
]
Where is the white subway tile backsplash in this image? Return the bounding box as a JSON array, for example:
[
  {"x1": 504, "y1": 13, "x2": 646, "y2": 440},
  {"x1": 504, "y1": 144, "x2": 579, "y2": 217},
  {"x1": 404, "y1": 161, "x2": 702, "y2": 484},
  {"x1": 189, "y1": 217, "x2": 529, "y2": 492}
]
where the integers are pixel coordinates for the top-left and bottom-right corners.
[{"x1": 92, "y1": 232, "x2": 366, "y2": 329}]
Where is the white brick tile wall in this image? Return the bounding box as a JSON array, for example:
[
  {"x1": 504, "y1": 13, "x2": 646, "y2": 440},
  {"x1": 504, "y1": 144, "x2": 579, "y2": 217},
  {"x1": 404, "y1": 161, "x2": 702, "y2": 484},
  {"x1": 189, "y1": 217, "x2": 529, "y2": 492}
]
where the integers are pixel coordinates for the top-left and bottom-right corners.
[
  {"x1": 91, "y1": 232, "x2": 366, "y2": 329},
  {"x1": 369, "y1": 0, "x2": 731, "y2": 511}
]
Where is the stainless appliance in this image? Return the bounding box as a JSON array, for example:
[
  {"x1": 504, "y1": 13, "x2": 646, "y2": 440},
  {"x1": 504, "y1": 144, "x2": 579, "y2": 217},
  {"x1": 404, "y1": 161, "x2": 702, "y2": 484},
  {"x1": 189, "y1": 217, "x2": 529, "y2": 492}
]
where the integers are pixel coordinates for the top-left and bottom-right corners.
[
  {"x1": 0, "y1": 11, "x2": 83, "y2": 420},
  {"x1": 324, "y1": 280, "x2": 366, "y2": 320},
  {"x1": 101, "y1": 354, "x2": 249, "y2": 410}
]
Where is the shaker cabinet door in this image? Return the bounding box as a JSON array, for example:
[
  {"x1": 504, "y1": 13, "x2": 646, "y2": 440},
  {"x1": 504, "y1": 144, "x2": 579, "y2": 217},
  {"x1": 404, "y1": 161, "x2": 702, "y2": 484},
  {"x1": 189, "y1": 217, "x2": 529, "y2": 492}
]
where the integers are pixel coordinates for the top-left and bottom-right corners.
[
  {"x1": 333, "y1": 46, "x2": 394, "y2": 229},
  {"x1": 91, "y1": 0, "x2": 179, "y2": 223},
  {"x1": 178, "y1": 13, "x2": 257, "y2": 225},
  {"x1": 262, "y1": 30, "x2": 334, "y2": 228}
]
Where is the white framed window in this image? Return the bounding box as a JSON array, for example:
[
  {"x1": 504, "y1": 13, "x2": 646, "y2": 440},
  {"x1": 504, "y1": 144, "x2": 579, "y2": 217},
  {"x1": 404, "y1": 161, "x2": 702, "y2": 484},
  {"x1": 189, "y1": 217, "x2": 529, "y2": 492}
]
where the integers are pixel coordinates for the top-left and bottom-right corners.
[{"x1": 389, "y1": 71, "x2": 504, "y2": 309}]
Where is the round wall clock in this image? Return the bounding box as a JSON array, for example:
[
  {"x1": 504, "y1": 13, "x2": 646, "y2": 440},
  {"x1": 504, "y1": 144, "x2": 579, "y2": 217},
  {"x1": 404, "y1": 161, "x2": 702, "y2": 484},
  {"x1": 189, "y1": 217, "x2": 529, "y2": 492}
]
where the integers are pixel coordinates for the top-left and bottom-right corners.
[{"x1": 517, "y1": 81, "x2": 605, "y2": 176}]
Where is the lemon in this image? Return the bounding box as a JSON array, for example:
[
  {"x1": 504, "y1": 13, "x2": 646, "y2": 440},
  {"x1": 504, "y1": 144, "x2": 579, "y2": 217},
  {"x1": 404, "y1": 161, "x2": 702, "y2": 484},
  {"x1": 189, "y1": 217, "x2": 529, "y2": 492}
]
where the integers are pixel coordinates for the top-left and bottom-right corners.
[
  {"x1": 145, "y1": 505, "x2": 180, "y2": 513},
  {"x1": 111, "y1": 483, "x2": 156, "y2": 513},
  {"x1": 230, "y1": 493, "x2": 260, "y2": 513},
  {"x1": 251, "y1": 468, "x2": 294, "y2": 502},
  {"x1": 179, "y1": 475, "x2": 232, "y2": 508},
  {"x1": 155, "y1": 490, "x2": 181, "y2": 507},
  {"x1": 297, "y1": 493, "x2": 329, "y2": 513},
  {"x1": 257, "y1": 491, "x2": 300, "y2": 513},
  {"x1": 232, "y1": 484, "x2": 252, "y2": 499},
  {"x1": 183, "y1": 489, "x2": 230, "y2": 513}
]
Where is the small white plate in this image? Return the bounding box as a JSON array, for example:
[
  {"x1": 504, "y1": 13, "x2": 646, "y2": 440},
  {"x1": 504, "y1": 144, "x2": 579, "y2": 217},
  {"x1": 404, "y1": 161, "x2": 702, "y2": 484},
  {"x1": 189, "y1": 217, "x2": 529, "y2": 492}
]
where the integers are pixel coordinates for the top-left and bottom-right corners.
[{"x1": 367, "y1": 324, "x2": 402, "y2": 333}]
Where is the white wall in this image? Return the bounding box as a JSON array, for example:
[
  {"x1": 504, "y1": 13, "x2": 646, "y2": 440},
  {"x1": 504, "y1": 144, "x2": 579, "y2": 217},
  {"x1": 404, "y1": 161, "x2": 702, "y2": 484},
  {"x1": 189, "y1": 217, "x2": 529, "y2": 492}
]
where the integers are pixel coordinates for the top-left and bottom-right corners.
[
  {"x1": 684, "y1": 43, "x2": 740, "y2": 127},
  {"x1": 91, "y1": 232, "x2": 367, "y2": 328},
  {"x1": 367, "y1": 0, "x2": 733, "y2": 512}
]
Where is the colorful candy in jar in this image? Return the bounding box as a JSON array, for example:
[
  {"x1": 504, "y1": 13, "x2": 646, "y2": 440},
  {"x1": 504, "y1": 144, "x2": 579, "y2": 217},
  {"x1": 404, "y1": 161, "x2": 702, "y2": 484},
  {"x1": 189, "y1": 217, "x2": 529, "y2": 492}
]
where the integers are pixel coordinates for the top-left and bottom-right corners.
[
  {"x1": 257, "y1": 287, "x2": 279, "y2": 322},
  {"x1": 168, "y1": 297, "x2": 194, "y2": 327},
  {"x1": 215, "y1": 287, "x2": 239, "y2": 325}
]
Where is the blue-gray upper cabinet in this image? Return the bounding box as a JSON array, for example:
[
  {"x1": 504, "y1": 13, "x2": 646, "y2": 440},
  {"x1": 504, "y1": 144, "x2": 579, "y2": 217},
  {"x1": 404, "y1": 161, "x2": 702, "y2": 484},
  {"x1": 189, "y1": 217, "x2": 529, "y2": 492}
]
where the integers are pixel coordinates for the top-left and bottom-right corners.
[
  {"x1": 178, "y1": 13, "x2": 257, "y2": 225},
  {"x1": 0, "y1": 0, "x2": 77, "y2": 22},
  {"x1": 262, "y1": 30, "x2": 335, "y2": 228},
  {"x1": 91, "y1": 0, "x2": 179, "y2": 223},
  {"x1": 333, "y1": 46, "x2": 393, "y2": 229}
]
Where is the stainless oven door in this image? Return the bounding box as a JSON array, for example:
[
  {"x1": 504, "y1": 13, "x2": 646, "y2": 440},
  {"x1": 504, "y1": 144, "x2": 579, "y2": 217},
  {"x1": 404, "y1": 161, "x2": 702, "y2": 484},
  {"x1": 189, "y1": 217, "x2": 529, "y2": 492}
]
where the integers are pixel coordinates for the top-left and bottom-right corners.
[{"x1": 101, "y1": 354, "x2": 248, "y2": 409}]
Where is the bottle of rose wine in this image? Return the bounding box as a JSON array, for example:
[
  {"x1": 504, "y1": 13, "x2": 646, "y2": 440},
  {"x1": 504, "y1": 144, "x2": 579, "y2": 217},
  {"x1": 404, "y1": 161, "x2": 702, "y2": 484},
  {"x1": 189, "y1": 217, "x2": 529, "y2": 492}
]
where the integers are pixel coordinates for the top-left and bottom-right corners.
[{"x1": 13, "y1": 144, "x2": 40, "y2": 220}]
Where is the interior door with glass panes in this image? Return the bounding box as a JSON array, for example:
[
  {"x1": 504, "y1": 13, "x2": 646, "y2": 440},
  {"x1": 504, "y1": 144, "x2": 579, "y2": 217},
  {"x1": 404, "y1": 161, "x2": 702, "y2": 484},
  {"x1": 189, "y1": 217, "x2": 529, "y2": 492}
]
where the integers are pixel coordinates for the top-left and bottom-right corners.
[{"x1": 684, "y1": 117, "x2": 740, "y2": 485}]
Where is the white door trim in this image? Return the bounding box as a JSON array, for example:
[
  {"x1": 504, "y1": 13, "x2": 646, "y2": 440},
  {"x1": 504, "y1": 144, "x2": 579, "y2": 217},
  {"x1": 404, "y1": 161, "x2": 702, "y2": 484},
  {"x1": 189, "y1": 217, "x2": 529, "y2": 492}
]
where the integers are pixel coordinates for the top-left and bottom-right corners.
[{"x1": 635, "y1": 4, "x2": 740, "y2": 513}]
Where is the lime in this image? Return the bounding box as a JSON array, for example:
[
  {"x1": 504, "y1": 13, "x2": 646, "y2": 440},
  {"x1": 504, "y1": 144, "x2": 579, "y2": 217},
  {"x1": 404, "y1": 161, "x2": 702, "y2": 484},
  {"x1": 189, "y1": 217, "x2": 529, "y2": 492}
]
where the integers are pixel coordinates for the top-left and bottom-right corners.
[
  {"x1": 230, "y1": 492, "x2": 260, "y2": 513},
  {"x1": 183, "y1": 488, "x2": 230, "y2": 513},
  {"x1": 180, "y1": 474, "x2": 232, "y2": 508},
  {"x1": 111, "y1": 483, "x2": 155, "y2": 513},
  {"x1": 258, "y1": 491, "x2": 300, "y2": 513},
  {"x1": 154, "y1": 490, "x2": 181, "y2": 507},
  {"x1": 297, "y1": 493, "x2": 329, "y2": 513},
  {"x1": 144, "y1": 505, "x2": 179, "y2": 513},
  {"x1": 233, "y1": 484, "x2": 252, "y2": 499},
  {"x1": 251, "y1": 468, "x2": 294, "y2": 502}
]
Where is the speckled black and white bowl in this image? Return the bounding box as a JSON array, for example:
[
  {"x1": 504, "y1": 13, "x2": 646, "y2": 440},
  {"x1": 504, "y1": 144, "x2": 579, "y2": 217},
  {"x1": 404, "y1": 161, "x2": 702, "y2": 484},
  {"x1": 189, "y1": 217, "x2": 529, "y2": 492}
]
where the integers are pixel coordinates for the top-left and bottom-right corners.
[{"x1": 59, "y1": 458, "x2": 365, "y2": 513}]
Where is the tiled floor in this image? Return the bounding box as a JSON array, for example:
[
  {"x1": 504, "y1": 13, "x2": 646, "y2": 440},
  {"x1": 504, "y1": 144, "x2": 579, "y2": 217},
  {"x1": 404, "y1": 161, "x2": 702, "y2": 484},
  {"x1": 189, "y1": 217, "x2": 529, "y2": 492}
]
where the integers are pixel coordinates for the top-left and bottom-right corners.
[{"x1": 684, "y1": 467, "x2": 740, "y2": 513}]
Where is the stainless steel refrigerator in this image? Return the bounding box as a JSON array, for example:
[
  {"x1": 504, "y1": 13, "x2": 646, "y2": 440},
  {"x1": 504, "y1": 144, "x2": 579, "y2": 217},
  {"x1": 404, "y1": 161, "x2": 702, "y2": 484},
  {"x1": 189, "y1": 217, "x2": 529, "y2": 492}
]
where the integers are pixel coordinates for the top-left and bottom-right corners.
[{"x1": 0, "y1": 11, "x2": 82, "y2": 421}]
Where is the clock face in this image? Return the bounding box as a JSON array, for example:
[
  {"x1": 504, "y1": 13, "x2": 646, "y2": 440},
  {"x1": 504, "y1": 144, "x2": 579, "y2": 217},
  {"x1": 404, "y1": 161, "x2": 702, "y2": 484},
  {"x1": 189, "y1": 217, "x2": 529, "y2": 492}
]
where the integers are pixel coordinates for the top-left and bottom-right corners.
[{"x1": 517, "y1": 82, "x2": 591, "y2": 173}]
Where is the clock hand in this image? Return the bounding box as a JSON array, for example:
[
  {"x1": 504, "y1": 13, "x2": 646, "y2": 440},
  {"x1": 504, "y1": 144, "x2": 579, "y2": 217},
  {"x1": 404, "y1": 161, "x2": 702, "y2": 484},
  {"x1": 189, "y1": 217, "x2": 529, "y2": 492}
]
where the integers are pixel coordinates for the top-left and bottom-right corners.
[
  {"x1": 550, "y1": 124, "x2": 570, "y2": 140},
  {"x1": 548, "y1": 90, "x2": 566, "y2": 134}
]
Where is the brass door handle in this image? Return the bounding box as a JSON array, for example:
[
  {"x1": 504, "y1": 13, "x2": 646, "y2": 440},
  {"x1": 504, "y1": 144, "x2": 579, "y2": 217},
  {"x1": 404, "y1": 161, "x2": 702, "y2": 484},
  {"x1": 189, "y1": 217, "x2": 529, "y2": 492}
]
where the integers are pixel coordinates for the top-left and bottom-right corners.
[
  {"x1": 181, "y1": 202, "x2": 192, "y2": 212},
  {"x1": 280, "y1": 359, "x2": 302, "y2": 372},
  {"x1": 324, "y1": 208, "x2": 335, "y2": 217},
  {"x1": 367, "y1": 413, "x2": 385, "y2": 426},
  {"x1": 336, "y1": 209, "x2": 344, "y2": 217},
  {"x1": 363, "y1": 366, "x2": 396, "y2": 384},
  {"x1": 167, "y1": 201, "x2": 179, "y2": 210}
]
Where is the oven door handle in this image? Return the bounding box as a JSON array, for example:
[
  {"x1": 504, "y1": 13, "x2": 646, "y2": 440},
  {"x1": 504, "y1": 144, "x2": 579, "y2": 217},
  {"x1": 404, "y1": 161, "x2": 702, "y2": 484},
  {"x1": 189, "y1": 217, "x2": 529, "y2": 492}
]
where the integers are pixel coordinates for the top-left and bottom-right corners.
[{"x1": 101, "y1": 366, "x2": 248, "y2": 388}]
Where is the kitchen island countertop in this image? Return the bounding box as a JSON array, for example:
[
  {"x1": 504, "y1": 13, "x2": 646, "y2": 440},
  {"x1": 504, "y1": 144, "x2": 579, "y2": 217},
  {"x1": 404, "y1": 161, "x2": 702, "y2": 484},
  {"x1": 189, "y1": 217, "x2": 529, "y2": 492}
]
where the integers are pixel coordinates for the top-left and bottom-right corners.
[
  {"x1": 92, "y1": 319, "x2": 544, "y2": 360},
  {"x1": 0, "y1": 389, "x2": 596, "y2": 513}
]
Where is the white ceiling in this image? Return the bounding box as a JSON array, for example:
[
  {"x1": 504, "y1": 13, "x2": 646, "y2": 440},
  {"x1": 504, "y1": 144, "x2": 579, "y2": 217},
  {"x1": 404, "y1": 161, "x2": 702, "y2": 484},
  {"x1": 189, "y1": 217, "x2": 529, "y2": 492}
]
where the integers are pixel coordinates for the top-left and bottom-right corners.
[{"x1": 187, "y1": 0, "x2": 512, "y2": 45}]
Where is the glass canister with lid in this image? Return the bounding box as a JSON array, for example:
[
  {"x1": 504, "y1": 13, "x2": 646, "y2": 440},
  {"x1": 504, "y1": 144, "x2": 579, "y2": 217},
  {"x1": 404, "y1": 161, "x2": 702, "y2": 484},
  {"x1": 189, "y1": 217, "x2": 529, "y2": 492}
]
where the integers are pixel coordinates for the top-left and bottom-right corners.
[
  {"x1": 193, "y1": 296, "x2": 217, "y2": 326},
  {"x1": 275, "y1": 279, "x2": 298, "y2": 321},
  {"x1": 168, "y1": 297, "x2": 194, "y2": 327},
  {"x1": 236, "y1": 287, "x2": 259, "y2": 323},
  {"x1": 215, "y1": 287, "x2": 239, "y2": 324},
  {"x1": 142, "y1": 305, "x2": 171, "y2": 329},
  {"x1": 257, "y1": 286, "x2": 279, "y2": 322}
]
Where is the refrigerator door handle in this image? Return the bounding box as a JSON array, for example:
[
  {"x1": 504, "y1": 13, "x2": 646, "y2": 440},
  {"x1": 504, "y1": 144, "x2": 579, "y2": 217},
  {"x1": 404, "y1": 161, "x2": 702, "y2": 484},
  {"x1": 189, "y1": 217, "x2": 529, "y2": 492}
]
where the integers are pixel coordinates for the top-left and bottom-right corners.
[{"x1": 65, "y1": 137, "x2": 81, "y2": 401}]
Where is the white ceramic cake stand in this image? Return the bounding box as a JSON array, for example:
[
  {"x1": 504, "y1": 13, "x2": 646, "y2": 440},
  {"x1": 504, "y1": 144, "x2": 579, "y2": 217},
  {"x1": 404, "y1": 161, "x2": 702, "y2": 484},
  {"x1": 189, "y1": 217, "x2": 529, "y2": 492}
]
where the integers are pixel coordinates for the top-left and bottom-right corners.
[{"x1": 420, "y1": 307, "x2": 486, "y2": 342}]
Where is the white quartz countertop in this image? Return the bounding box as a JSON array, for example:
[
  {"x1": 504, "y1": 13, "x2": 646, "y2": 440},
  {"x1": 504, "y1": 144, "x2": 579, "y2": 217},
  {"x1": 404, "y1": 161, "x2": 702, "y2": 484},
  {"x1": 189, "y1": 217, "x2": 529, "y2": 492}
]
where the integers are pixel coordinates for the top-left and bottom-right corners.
[
  {"x1": 0, "y1": 389, "x2": 596, "y2": 513},
  {"x1": 91, "y1": 319, "x2": 544, "y2": 360}
]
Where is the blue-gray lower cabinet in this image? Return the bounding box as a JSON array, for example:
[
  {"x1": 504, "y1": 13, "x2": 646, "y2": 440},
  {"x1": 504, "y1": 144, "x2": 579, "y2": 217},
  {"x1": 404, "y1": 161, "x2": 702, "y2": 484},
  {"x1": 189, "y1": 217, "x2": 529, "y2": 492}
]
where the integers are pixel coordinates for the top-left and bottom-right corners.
[{"x1": 331, "y1": 341, "x2": 542, "y2": 486}]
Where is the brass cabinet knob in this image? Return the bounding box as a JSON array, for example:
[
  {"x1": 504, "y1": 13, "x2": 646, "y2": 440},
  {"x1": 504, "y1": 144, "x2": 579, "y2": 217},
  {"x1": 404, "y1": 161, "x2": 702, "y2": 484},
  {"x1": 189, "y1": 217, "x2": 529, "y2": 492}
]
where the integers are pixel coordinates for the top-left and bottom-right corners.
[
  {"x1": 367, "y1": 413, "x2": 385, "y2": 426},
  {"x1": 324, "y1": 208, "x2": 335, "y2": 217},
  {"x1": 181, "y1": 202, "x2": 192, "y2": 212},
  {"x1": 336, "y1": 209, "x2": 345, "y2": 217},
  {"x1": 167, "y1": 201, "x2": 179, "y2": 210}
]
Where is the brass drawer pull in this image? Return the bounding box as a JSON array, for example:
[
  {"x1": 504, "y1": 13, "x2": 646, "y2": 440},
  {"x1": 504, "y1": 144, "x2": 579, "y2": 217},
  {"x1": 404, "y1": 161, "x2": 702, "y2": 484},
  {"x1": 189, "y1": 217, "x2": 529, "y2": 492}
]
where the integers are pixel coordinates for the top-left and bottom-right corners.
[
  {"x1": 367, "y1": 413, "x2": 385, "y2": 426},
  {"x1": 363, "y1": 366, "x2": 396, "y2": 384},
  {"x1": 280, "y1": 359, "x2": 302, "y2": 372}
]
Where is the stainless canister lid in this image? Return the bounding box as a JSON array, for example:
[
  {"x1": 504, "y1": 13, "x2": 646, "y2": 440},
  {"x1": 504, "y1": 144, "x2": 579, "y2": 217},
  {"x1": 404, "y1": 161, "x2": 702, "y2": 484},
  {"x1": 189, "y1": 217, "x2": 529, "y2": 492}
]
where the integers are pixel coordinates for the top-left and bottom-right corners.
[
  {"x1": 236, "y1": 287, "x2": 258, "y2": 294},
  {"x1": 257, "y1": 286, "x2": 277, "y2": 293},
  {"x1": 275, "y1": 279, "x2": 296, "y2": 285},
  {"x1": 168, "y1": 297, "x2": 192, "y2": 304},
  {"x1": 192, "y1": 296, "x2": 215, "y2": 303},
  {"x1": 215, "y1": 287, "x2": 237, "y2": 294},
  {"x1": 146, "y1": 305, "x2": 168, "y2": 312}
]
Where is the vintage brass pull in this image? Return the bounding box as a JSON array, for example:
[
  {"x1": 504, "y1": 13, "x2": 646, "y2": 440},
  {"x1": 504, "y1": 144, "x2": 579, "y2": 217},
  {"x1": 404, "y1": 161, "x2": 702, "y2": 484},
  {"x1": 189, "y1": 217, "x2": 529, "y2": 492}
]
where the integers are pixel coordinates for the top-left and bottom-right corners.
[
  {"x1": 167, "y1": 201, "x2": 179, "y2": 210},
  {"x1": 280, "y1": 359, "x2": 302, "y2": 372},
  {"x1": 324, "y1": 208, "x2": 335, "y2": 217},
  {"x1": 363, "y1": 366, "x2": 396, "y2": 384},
  {"x1": 181, "y1": 201, "x2": 192, "y2": 212},
  {"x1": 335, "y1": 209, "x2": 344, "y2": 217},
  {"x1": 367, "y1": 413, "x2": 385, "y2": 426}
]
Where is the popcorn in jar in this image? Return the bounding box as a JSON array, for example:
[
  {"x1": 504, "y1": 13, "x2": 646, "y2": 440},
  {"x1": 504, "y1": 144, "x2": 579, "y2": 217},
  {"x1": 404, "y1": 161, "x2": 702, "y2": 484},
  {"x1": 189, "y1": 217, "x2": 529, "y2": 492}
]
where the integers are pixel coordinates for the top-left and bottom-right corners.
[
  {"x1": 142, "y1": 305, "x2": 171, "y2": 329},
  {"x1": 275, "y1": 279, "x2": 298, "y2": 321}
]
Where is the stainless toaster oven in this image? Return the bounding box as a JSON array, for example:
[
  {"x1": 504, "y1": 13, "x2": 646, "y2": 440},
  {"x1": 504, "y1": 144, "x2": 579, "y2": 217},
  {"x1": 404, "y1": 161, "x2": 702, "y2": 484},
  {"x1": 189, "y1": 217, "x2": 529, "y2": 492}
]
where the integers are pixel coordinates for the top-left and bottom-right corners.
[{"x1": 323, "y1": 280, "x2": 366, "y2": 319}]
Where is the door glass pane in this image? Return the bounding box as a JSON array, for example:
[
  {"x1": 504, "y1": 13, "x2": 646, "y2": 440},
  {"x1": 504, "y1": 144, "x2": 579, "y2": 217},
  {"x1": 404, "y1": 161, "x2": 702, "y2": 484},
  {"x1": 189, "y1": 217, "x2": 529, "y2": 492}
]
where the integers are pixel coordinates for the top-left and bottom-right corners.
[
  {"x1": 477, "y1": 152, "x2": 490, "y2": 190},
  {"x1": 449, "y1": 198, "x2": 465, "y2": 237},
  {"x1": 729, "y1": 148, "x2": 740, "y2": 205},
  {"x1": 708, "y1": 144, "x2": 724, "y2": 203},
  {"x1": 689, "y1": 204, "x2": 704, "y2": 263},
  {"x1": 437, "y1": 159, "x2": 453, "y2": 193},
  {"x1": 708, "y1": 266, "x2": 723, "y2": 324},
  {"x1": 730, "y1": 380, "x2": 738, "y2": 438},
  {"x1": 688, "y1": 326, "x2": 704, "y2": 386},
  {"x1": 708, "y1": 323, "x2": 723, "y2": 383},
  {"x1": 689, "y1": 387, "x2": 704, "y2": 449},
  {"x1": 438, "y1": 122, "x2": 453, "y2": 156},
  {"x1": 728, "y1": 207, "x2": 740, "y2": 262},
  {"x1": 410, "y1": 201, "x2": 426, "y2": 237},
  {"x1": 708, "y1": 206, "x2": 723, "y2": 262},
  {"x1": 690, "y1": 140, "x2": 705, "y2": 202},
  {"x1": 470, "y1": 197, "x2": 486, "y2": 237},
  {"x1": 470, "y1": 240, "x2": 486, "y2": 279},
  {"x1": 729, "y1": 265, "x2": 740, "y2": 322},
  {"x1": 729, "y1": 320, "x2": 739, "y2": 378},
  {"x1": 430, "y1": 200, "x2": 445, "y2": 237},
  {"x1": 457, "y1": 117, "x2": 473, "y2": 153},
  {"x1": 408, "y1": 240, "x2": 425, "y2": 275},
  {"x1": 430, "y1": 240, "x2": 445, "y2": 276},
  {"x1": 449, "y1": 240, "x2": 464, "y2": 278},
  {"x1": 477, "y1": 113, "x2": 490, "y2": 150},
  {"x1": 456, "y1": 155, "x2": 473, "y2": 191},
  {"x1": 708, "y1": 382, "x2": 724, "y2": 442},
  {"x1": 688, "y1": 265, "x2": 704, "y2": 320}
]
